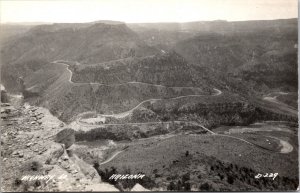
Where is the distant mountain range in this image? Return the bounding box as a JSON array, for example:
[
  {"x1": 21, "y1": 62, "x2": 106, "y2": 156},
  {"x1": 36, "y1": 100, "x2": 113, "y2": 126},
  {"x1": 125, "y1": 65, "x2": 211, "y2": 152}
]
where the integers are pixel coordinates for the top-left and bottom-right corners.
[{"x1": 1, "y1": 18, "x2": 297, "y2": 121}]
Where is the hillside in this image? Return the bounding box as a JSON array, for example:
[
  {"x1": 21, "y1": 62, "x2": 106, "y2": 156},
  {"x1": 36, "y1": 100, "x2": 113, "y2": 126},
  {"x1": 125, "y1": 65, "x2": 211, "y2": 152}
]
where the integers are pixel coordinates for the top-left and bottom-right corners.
[
  {"x1": 97, "y1": 131, "x2": 298, "y2": 191},
  {"x1": 128, "y1": 19, "x2": 298, "y2": 111},
  {"x1": 1, "y1": 19, "x2": 297, "y2": 122},
  {"x1": 1, "y1": 18, "x2": 298, "y2": 192},
  {"x1": 21, "y1": 53, "x2": 217, "y2": 122},
  {"x1": 69, "y1": 52, "x2": 216, "y2": 87},
  {"x1": 174, "y1": 25, "x2": 298, "y2": 97},
  {"x1": 2, "y1": 22, "x2": 158, "y2": 65},
  {"x1": 1, "y1": 98, "x2": 120, "y2": 192},
  {"x1": 1, "y1": 22, "x2": 158, "y2": 93},
  {"x1": 128, "y1": 19, "x2": 297, "y2": 49}
]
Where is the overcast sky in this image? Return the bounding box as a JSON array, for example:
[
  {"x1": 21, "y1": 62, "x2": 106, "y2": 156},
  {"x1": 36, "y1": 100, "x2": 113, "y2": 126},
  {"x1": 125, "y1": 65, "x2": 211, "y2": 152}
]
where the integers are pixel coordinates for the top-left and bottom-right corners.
[{"x1": 0, "y1": 0, "x2": 298, "y2": 23}]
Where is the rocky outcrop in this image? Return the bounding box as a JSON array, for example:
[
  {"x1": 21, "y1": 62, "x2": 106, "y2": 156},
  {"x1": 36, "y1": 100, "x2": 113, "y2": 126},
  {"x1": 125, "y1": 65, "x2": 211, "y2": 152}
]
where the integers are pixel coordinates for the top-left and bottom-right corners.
[
  {"x1": 1, "y1": 90, "x2": 9, "y2": 103},
  {"x1": 131, "y1": 183, "x2": 150, "y2": 191},
  {"x1": 39, "y1": 143, "x2": 64, "y2": 165},
  {"x1": 55, "y1": 128, "x2": 75, "y2": 149},
  {"x1": 0, "y1": 101, "x2": 119, "y2": 192}
]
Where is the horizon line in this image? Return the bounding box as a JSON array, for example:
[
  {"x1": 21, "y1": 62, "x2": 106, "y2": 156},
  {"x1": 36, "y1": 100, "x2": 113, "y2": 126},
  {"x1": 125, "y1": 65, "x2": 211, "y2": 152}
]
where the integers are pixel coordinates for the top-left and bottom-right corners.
[{"x1": 0, "y1": 17, "x2": 298, "y2": 25}]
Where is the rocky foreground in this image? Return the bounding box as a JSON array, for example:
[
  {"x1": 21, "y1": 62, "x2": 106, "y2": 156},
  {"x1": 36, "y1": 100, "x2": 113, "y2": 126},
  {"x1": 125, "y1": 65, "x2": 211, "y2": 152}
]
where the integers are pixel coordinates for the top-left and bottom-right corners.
[{"x1": 1, "y1": 101, "x2": 120, "y2": 192}]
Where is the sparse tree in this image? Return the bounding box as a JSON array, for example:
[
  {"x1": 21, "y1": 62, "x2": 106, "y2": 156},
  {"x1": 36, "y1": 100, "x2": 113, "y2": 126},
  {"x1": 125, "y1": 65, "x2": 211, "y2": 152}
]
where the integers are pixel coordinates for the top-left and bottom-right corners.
[
  {"x1": 185, "y1": 151, "x2": 189, "y2": 157},
  {"x1": 167, "y1": 181, "x2": 176, "y2": 191},
  {"x1": 227, "y1": 175, "x2": 234, "y2": 184},
  {"x1": 199, "y1": 182, "x2": 210, "y2": 191}
]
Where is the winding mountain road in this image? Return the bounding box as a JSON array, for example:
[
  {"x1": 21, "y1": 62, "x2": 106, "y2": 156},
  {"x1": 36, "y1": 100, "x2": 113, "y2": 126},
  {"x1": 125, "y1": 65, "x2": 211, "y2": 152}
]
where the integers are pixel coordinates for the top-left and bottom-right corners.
[
  {"x1": 53, "y1": 60, "x2": 222, "y2": 119},
  {"x1": 53, "y1": 61, "x2": 214, "y2": 91},
  {"x1": 98, "y1": 126, "x2": 293, "y2": 165},
  {"x1": 76, "y1": 116, "x2": 293, "y2": 156},
  {"x1": 51, "y1": 61, "x2": 293, "y2": 166},
  {"x1": 266, "y1": 136, "x2": 294, "y2": 153},
  {"x1": 263, "y1": 92, "x2": 297, "y2": 115},
  {"x1": 263, "y1": 92, "x2": 287, "y2": 104},
  {"x1": 99, "y1": 151, "x2": 124, "y2": 165},
  {"x1": 100, "y1": 88, "x2": 221, "y2": 119}
]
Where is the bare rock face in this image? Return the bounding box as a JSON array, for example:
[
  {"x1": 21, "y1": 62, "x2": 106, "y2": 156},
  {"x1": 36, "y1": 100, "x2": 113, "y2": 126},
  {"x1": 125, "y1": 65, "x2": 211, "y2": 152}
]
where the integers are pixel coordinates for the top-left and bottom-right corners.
[
  {"x1": 42, "y1": 142, "x2": 64, "y2": 164},
  {"x1": 1, "y1": 90, "x2": 9, "y2": 103},
  {"x1": 72, "y1": 154, "x2": 101, "y2": 182},
  {"x1": 131, "y1": 183, "x2": 150, "y2": 191},
  {"x1": 84, "y1": 183, "x2": 119, "y2": 192},
  {"x1": 55, "y1": 128, "x2": 75, "y2": 149}
]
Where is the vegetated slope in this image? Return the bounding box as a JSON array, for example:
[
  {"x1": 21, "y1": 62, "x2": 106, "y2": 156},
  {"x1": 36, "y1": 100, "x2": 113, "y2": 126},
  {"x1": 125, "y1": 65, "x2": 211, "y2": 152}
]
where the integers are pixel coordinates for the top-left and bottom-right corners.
[
  {"x1": 2, "y1": 19, "x2": 297, "y2": 122},
  {"x1": 126, "y1": 26, "x2": 197, "y2": 51},
  {"x1": 128, "y1": 19, "x2": 297, "y2": 50},
  {"x1": 41, "y1": 82, "x2": 209, "y2": 122},
  {"x1": 276, "y1": 92, "x2": 298, "y2": 108},
  {"x1": 174, "y1": 22, "x2": 298, "y2": 96},
  {"x1": 140, "y1": 93, "x2": 297, "y2": 125},
  {"x1": 100, "y1": 134, "x2": 298, "y2": 191},
  {"x1": 70, "y1": 52, "x2": 217, "y2": 87},
  {"x1": 0, "y1": 24, "x2": 36, "y2": 44},
  {"x1": 1, "y1": 22, "x2": 159, "y2": 93},
  {"x1": 105, "y1": 91, "x2": 296, "y2": 128},
  {"x1": 130, "y1": 19, "x2": 298, "y2": 112},
  {"x1": 129, "y1": 19, "x2": 297, "y2": 34},
  {"x1": 2, "y1": 22, "x2": 158, "y2": 64},
  {"x1": 22, "y1": 63, "x2": 70, "y2": 98},
  {"x1": 72, "y1": 90, "x2": 297, "y2": 143},
  {"x1": 22, "y1": 53, "x2": 216, "y2": 122},
  {"x1": 1, "y1": 59, "x2": 49, "y2": 93}
]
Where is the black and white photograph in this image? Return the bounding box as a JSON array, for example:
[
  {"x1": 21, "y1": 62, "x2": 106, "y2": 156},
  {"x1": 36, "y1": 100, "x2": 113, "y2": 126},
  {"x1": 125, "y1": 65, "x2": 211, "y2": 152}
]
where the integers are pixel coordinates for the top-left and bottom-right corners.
[{"x1": 0, "y1": 0, "x2": 298, "y2": 191}]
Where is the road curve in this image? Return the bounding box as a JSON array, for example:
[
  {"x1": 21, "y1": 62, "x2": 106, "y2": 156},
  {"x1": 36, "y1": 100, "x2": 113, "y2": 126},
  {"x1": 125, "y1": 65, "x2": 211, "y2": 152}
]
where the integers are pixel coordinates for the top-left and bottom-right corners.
[
  {"x1": 279, "y1": 139, "x2": 293, "y2": 153},
  {"x1": 96, "y1": 126, "x2": 292, "y2": 165},
  {"x1": 99, "y1": 150, "x2": 124, "y2": 165},
  {"x1": 266, "y1": 136, "x2": 293, "y2": 153},
  {"x1": 100, "y1": 88, "x2": 222, "y2": 119},
  {"x1": 54, "y1": 61, "x2": 293, "y2": 155},
  {"x1": 53, "y1": 61, "x2": 217, "y2": 91},
  {"x1": 263, "y1": 92, "x2": 297, "y2": 115},
  {"x1": 77, "y1": 117, "x2": 292, "y2": 154},
  {"x1": 53, "y1": 61, "x2": 222, "y2": 119}
]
